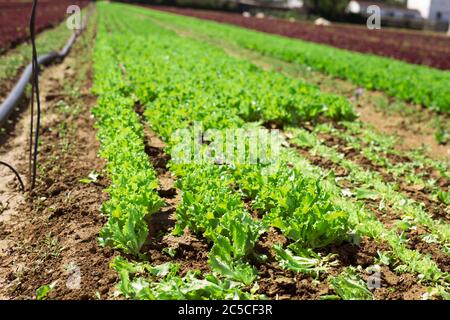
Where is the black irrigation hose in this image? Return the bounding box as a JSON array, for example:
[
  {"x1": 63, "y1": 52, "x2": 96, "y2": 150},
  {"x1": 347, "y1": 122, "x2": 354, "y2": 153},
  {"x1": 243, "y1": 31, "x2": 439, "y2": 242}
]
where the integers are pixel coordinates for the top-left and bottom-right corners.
[
  {"x1": 0, "y1": 13, "x2": 89, "y2": 127},
  {"x1": 0, "y1": 161, "x2": 25, "y2": 192},
  {"x1": 29, "y1": 0, "x2": 41, "y2": 190},
  {"x1": 0, "y1": 2, "x2": 92, "y2": 192},
  {"x1": 0, "y1": 53, "x2": 57, "y2": 127}
]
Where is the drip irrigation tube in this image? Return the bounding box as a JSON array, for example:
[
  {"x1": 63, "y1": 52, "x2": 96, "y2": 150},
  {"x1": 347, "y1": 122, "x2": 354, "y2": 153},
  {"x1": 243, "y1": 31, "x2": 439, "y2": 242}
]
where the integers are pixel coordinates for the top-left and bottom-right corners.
[
  {"x1": 0, "y1": 5, "x2": 92, "y2": 192},
  {"x1": 0, "y1": 161, "x2": 25, "y2": 191},
  {"x1": 0, "y1": 15, "x2": 87, "y2": 127}
]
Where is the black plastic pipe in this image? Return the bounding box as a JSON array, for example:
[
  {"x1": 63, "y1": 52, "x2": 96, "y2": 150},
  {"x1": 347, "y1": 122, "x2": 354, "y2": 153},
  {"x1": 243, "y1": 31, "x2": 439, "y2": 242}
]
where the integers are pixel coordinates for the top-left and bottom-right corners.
[
  {"x1": 0, "y1": 5, "x2": 92, "y2": 193},
  {"x1": 0, "y1": 22, "x2": 82, "y2": 127}
]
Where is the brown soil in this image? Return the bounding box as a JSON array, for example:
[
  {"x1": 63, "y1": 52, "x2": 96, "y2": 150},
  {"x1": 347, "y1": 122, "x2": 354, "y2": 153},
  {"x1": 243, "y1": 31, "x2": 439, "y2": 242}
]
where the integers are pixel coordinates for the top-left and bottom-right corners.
[
  {"x1": 330, "y1": 239, "x2": 427, "y2": 300},
  {"x1": 319, "y1": 238, "x2": 390, "y2": 269},
  {"x1": 0, "y1": 88, "x2": 28, "y2": 298},
  {"x1": 372, "y1": 265, "x2": 427, "y2": 300},
  {"x1": 327, "y1": 239, "x2": 427, "y2": 300},
  {"x1": 322, "y1": 61, "x2": 446, "y2": 162},
  {"x1": 134, "y1": 105, "x2": 211, "y2": 275},
  {"x1": 291, "y1": 142, "x2": 448, "y2": 272},
  {"x1": 254, "y1": 228, "x2": 330, "y2": 300},
  {"x1": 363, "y1": 201, "x2": 401, "y2": 229},
  {"x1": 309, "y1": 77, "x2": 449, "y2": 160},
  {"x1": 315, "y1": 131, "x2": 449, "y2": 223},
  {"x1": 354, "y1": 98, "x2": 449, "y2": 160},
  {"x1": 0, "y1": 16, "x2": 119, "y2": 300},
  {"x1": 406, "y1": 228, "x2": 450, "y2": 273},
  {"x1": 255, "y1": 229, "x2": 425, "y2": 300}
]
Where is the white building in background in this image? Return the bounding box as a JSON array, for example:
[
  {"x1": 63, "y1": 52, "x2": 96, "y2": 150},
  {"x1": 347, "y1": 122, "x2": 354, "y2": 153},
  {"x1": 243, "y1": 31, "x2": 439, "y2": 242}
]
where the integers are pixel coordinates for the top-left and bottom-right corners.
[
  {"x1": 237, "y1": 0, "x2": 304, "y2": 10},
  {"x1": 407, "y1": 0, "x2": 450, "y2": 23},
  {"x1": 286, "y1": 0, "x2": 303, "y2": 9},
  {"x1": 346, "y1": 1, "x2": 422, "y2": 20}
]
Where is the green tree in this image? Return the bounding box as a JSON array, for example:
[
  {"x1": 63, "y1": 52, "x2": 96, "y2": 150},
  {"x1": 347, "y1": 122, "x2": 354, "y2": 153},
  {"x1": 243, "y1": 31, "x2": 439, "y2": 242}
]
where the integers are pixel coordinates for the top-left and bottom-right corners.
[{"x1": 304, "y1": 0, "x2": 349, "y2": 19}]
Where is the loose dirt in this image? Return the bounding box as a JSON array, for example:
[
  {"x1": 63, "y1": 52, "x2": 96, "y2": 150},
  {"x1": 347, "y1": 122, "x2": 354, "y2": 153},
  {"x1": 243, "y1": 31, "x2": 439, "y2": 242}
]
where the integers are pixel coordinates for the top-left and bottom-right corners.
[
  {"x1": 291, "y1": 142, "x2": 447, "y2": 274},
  {"x1": 0, "y1": 15, "x2": 119, "y2": 300},
  {"x1": 316, "y1": 131, "x2": 449, "y2": 223},
  {"x1": 134, "y1": 104, "x2": 212, "y2": 275}
]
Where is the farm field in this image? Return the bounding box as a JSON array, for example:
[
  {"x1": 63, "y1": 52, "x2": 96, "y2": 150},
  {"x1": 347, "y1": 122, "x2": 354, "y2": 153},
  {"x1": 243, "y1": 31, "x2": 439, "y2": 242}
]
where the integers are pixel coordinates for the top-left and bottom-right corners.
[
  {"x1": 0, "y1": 1, "x2": 91, "y2": 102},
  {"x1": 0, "y1": 2, "x2": 449, "y2": 302},
  {"x1": 0, "y1": 0, "x2": 90, "y2": 52},
  {"x1": 141, "y1": 6, "x2": 450, "y2": 114},
  {"x1": 146, "y1": 5, "x2": 450, "y2": 71}
]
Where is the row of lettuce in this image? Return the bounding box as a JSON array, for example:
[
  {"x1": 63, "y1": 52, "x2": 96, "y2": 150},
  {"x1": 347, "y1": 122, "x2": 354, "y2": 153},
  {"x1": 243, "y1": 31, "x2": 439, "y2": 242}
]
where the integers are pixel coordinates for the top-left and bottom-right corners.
[
  {"x1": 135, "y1": 2, "x2": 450, "y2": 258},
  {"x1": 92, "y1": 3, "x2": 449, "y2": 299},
  {"x1": 290, "y1": 125, "x2": 450, "y2": 253},
  {"x1": 124, "y1": 4, "x2": 450, "y2": 114},
  {"x1": 92, "y1": 13, "x2": 164, "y2": 256}
]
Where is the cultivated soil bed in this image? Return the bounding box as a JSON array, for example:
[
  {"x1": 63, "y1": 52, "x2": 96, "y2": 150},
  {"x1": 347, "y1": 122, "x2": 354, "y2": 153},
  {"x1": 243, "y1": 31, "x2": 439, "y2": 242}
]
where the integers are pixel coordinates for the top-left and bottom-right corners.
[
  {"x1": 0, "y1": 5, "x2": 448, "y2": 300},
  {"x1": 0, "y1": 14, "x2": 118, "y2": 300}
]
